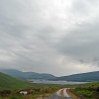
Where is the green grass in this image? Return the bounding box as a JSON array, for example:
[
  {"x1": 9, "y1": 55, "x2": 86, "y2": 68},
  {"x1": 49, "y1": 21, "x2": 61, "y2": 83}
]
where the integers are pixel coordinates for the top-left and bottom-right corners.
[
  {"x1": 0, "y1": 72, "x2": 83, "y2": 99},
  {"x1": 0, "y1": 72, "x2": 77, "y2": 90},
  {"x1": 0, "y1": 86, "x2": 66, "y2": 99},
  {"x1": 0, "y1": 72, "x2": 76, "y2": 99},
  {"x1": 74, "y1": 82, "x2": 99, "y2": 99},
  {"x1": 0, "y1": 72, "x2": 31, "y2": 90}
]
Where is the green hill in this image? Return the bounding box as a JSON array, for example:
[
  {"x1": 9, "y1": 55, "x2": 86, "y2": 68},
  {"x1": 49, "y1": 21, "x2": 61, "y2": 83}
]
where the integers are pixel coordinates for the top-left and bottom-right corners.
[
  {"x1": 0, "y1": 69, "x2": 56, "y2": 79},
  {"x1": 0, "y1": 72, "x2": 64, "y2": 91},
  {"x1": 0, "y1": 72, "x2": 29, "y2": 90},
  {"x1": 0, "y1": 72, "x2": 66, "y2": 99},
  {"x1": 55, "y1": 71, "x2": 99, "y2": 82}
]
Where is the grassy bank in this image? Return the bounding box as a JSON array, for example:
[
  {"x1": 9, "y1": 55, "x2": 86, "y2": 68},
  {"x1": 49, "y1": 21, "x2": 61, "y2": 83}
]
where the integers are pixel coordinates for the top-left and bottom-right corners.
[
  {"x1": 0, "y1": 72, "x2": 77, "y2": 99},
  {"x1": 0, "y1": 86, "x2": 62, "y2": 99},
  {"x1": 73, "y1": 82, "x2": 99, "y2": 99},
  {"x1": 0, "y1": 83, "x2": 76, "y2": 99},
  {"x1": 1, "y1": 72, "x2": 99, "y2": 99}
]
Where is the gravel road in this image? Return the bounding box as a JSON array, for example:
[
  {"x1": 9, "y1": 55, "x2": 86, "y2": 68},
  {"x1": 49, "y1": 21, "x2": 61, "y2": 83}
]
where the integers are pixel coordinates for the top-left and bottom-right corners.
[{"x1": 44, "y1": 88, "x2": 72, "y2": 99}]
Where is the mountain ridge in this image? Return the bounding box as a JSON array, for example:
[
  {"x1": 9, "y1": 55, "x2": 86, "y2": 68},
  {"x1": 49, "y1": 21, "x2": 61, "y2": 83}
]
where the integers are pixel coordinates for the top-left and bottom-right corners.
[
  {"x1": 55, "y1": 71, "x2": 99, "y2": 82},
  {"x1": 0, "y1": 69, "x2": 56, "y2": 79},
  {"x1": 1, "y1": 69, "x2": 99, "y2": 82}
]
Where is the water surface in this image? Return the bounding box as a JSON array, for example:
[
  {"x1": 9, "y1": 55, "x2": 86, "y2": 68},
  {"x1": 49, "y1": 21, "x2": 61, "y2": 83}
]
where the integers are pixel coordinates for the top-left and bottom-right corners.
[{"x1": 29, "y1": 79, "x2": 88, "y2": 85}]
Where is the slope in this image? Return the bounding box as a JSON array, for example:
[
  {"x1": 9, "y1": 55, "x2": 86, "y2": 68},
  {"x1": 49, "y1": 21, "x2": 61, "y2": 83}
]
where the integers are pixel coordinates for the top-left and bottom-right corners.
[
  {"x1": 0, "y1": 69, "x2": 56, "y2": 79},
  {"x1": 0, "y1": 72, "x2": 29, "y2": 90},
  {"x1": 55, "y1": 71, "x2": 99, "y2": 82}
]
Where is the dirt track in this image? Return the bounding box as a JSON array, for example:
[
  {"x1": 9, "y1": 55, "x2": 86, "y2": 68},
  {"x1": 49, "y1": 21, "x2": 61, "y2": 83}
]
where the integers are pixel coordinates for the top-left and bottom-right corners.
[{"x1": 44, "y1": 88, "x2": 72, "y2": 99}]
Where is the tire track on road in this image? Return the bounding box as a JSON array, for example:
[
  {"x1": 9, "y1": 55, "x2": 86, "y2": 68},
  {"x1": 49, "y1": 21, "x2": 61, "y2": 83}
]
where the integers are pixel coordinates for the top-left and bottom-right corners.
[
  {"x1": 63, "y1": 88, "x2": 72, "y2": 99},
  {"x1": 44, "y1": 88, "x2": 72, "y2": 99}
]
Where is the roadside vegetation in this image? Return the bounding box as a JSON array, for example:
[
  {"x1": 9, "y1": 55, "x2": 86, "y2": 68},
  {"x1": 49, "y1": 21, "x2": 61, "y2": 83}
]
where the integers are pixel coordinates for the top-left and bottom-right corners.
[
  {"x1": 2, "y1": 72, "x2": 99, "y2": 99},
  {"x1": 0, "y1": 86, "x2": 62, "y2": 99},
  {"x1": 0, "y1": 83, "x2": 76, "y2": 99},
  {"x1": 72, "y1": 82, "x2": 99, "y2": 99},
  {"x1": 0, "y1": 72, "x2": 77, "y2": 99}
]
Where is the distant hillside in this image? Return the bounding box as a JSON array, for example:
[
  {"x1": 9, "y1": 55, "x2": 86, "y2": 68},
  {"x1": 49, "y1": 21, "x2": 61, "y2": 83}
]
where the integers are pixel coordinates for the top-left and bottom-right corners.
[
  {"x1": 54, "y1": 71, "x2": 99, "y2": 82},
  {"x1": 1, "y1": 69, "x2": 99, "y2": 82},
  {"x1": 0, "y1": 72, "x2": 28, "y2": 90},
  {"x1": 0, "y1": 69, "x2": 56, "y2": 79}
]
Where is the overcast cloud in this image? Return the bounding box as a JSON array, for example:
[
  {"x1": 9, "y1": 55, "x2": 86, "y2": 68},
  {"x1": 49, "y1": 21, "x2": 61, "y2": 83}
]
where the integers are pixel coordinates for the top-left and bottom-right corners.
[{"x1": 0, "y1": 0, "x2": 99, "y2": 76}]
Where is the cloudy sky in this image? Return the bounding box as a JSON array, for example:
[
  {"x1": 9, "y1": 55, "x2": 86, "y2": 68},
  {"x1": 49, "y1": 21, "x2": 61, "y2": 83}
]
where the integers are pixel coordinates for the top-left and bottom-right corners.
[{"x1": 0, "y1": 0, "x2": 99, "y2": 76}]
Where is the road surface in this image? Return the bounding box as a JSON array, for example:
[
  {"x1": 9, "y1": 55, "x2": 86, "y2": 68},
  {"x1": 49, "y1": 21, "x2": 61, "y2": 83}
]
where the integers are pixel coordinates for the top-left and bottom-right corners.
[{"x1": 44, "y1": 88, "x2": 72, "y2": 99}]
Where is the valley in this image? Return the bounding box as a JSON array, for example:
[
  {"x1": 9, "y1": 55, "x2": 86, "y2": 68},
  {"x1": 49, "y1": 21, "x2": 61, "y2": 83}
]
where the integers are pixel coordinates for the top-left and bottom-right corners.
[{"x1": 0, "y1": 70, "x2": 99, "y2": 99}]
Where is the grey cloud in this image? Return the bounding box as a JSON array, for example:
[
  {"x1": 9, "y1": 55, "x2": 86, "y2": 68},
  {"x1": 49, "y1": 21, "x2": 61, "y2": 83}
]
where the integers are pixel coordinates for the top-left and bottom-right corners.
[
  {"x1": 0, "y1": 0, "x2": 99, "y2": 76},
  {"x1": 79, "y1": 59, "x2": 85, "y2": 64},
  {"x1": 71, "y1": 0, "x2": 98, "y2": 14},
  {"x1": 71, "y1": 0, "x2": 89, "y2": 13},
  {"x1": 93, "y1": 57, "x2": 99, "y2": 62},
  {"x1": 55, "y1": 21, "x2": 99, "y2": 65}
]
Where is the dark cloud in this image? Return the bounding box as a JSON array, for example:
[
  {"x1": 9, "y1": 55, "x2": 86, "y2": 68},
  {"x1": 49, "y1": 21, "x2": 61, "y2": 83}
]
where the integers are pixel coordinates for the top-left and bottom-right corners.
[{"x1": 79, "y1": 59, "x2": 85, "y2": 64}]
